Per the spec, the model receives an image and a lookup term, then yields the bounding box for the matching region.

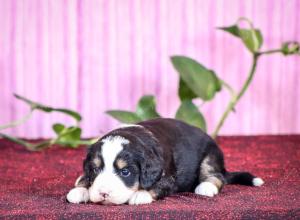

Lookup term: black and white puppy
[67,118,264,205]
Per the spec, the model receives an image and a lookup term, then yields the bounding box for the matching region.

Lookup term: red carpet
[0,135,299,219]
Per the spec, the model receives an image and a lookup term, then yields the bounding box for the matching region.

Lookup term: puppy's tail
[224,171,264,187]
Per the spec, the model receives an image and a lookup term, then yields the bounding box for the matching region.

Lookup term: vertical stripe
[294,0,300,132]
[36,0,43,137]
[9,0,16,132]
[154,0,161,96]
[102,0,110,129]
[47,0,53,136]
[129,0,135,107]
[63,0,70,108]
[278,0,285,133]
[76,0,83,113]
[265,0,274,133]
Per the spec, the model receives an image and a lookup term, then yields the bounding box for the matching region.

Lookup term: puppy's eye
[120,168,131,177]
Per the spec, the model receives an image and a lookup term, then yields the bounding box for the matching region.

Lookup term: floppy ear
[74,175,90,188]
[139,149,163,189]
[76,144,98,188]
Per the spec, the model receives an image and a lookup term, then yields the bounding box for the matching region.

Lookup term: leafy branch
[0,94,96,151]
[106,17,299,138]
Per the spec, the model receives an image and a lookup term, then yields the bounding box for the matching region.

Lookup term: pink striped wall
[0,0,299,138]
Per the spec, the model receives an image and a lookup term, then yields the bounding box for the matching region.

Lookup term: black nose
[100,192,109,198]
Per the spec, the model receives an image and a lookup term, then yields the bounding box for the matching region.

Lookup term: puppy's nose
[100,192,109,198]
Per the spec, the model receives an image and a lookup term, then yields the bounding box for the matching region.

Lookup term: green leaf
[136,95,160,120]
[218,25,263,53]
[218,25,240,37]
[106,110,142,123]
[14,94,82,121]
[178,78,198,101]
[175,101,206,131]
[52,123,65,135]
[171,56,222,101]
[51,109,82,121]
[14,94,50,111]
[239,29,263,53]
[58,127,82,148]
[62,127,81,140]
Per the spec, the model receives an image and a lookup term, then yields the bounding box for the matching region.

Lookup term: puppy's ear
[139,150,163,189]
[74,175,89,187]
[77,146,95,188]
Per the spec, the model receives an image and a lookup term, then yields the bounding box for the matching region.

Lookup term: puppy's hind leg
[194,155,225,197]
[67,175,90,204]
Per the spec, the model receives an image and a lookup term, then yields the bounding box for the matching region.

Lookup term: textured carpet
[0,135,299,219]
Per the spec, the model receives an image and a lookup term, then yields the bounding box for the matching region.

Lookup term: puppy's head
[79,132,163,205]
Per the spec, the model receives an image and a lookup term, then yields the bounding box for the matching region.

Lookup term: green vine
[0,94,97,151]
[106,18,300,138]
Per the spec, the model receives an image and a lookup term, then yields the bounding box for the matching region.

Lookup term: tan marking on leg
[199,156,224,191]
[116,159,128,169]
[148,190,157,200]
[200,156,214,177]
[206,176,223,190]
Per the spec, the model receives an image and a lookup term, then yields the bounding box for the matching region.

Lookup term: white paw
[195,182,218,197]
[128,190,153,205]
[252,177,264,187]
[67,187,89,204]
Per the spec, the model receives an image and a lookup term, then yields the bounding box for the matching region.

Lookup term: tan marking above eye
[116,159,128,169]
[93,157,101,167]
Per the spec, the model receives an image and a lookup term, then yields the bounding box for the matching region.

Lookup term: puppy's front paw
[195,182,218,197]
[128,190,153,205]
[67,187,89,204]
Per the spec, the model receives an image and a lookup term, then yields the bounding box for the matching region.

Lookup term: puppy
[67,118,264,205]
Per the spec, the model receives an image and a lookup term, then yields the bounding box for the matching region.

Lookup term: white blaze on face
[89,136,136,204]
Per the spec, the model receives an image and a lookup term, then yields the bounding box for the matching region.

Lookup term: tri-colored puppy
[67,118,264,205]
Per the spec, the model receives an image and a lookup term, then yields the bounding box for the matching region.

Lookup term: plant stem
[219,79,236,97]
[237,17,254,29]
[0,133,31,147]
[258,49,282,56]
[212,54,259,138]
[0,109,34,131]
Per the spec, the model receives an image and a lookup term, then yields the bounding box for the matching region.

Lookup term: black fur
[224,172,256,185]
